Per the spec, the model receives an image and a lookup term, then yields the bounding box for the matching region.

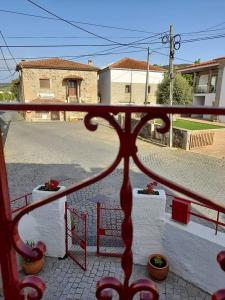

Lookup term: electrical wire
[0,48,148,61]
[0,47,13,75]
[24,0,165,55]
[0,9,160,34]
[0,71,16,81]
[0,31,17,65]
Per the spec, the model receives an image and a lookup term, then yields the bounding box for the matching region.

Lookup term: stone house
[16,58,99,121]
[98,57,166,105]
[178,56,225,122]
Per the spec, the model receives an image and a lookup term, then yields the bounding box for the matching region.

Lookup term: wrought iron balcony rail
[1,103,225,300]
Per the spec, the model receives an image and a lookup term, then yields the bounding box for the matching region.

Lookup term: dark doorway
[51,111,60,120]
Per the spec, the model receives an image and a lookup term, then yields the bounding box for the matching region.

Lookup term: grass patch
[173,119,225,130]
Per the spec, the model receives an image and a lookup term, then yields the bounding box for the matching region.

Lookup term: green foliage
[156,73,192,105]
[152,256,165,268]
[194,58,201,64]
[0,79,19,100]
[182,73,193,86]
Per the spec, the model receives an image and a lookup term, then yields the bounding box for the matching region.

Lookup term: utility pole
[144,47,150,104]
[169,25,174,148]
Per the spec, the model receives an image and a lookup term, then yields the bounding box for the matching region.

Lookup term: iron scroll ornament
[9,110,225,299]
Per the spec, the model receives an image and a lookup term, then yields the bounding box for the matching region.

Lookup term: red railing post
[215,211,220,235]
[65,202,68,255]
[97,202,100,256]
[0,130,20,299]
[83,212,87,271]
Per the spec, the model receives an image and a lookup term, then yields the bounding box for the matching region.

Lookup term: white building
[178,56,225,122]
[98,57,166,105]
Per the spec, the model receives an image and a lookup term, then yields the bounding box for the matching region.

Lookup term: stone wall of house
[21,68,98,103]
[111,82,158,104]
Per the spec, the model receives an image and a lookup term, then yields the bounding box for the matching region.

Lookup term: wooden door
[68,80,77,96]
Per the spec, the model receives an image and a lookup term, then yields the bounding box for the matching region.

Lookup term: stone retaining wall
[118,115,220,150]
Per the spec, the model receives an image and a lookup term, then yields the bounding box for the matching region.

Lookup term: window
[125,85,131,93]
[39,79,50,89]
[148,85,151,94]
[210,75,217,93]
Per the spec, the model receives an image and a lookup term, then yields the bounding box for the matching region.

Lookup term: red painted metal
[65,202,87,271]
[1,104,225,299]
[172,198,191,224]
[168,193,225,235]
[96,202,123,257]
[11,192,31,214]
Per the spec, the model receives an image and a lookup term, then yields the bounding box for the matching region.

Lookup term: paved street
[4,114,225,207]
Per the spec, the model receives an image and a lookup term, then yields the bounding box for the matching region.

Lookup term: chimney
[88,59,93,66]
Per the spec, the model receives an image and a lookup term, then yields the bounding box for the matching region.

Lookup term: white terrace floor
[16,255,210,300]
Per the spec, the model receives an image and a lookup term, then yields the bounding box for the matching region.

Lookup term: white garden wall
[164,214,225,294]
[132,188,166,265]
[19,185,66,258]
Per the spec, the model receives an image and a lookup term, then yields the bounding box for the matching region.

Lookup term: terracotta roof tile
[16,58,99,71]
[178,56,225,72]
[102,57,166,72]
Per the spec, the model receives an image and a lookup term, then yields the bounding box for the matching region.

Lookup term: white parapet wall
[164,214,225,294]
[19,185,66,258]
[132,188,166,265]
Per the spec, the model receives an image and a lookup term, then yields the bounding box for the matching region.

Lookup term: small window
[125,85,131,93]
[40,79,50,89]
[148,85,151,93]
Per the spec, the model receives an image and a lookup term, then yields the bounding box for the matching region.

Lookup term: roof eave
[178,63,219,73]
[17,65,99,71]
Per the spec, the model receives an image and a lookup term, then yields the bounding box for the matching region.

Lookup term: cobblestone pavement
[20,256,210,300]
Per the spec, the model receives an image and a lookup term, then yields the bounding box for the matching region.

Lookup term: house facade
[98,58,166,105]
[178,57,225,122]
[16,58,99,121]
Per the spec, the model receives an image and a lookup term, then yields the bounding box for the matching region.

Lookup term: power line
[182,33,225,44]
[24,0,165,57]
[0,71,16,81]
[0,42,157,48]
[0,31,17,65]
[4,35,160,39]
[0,48,148,61]
[25,0,161,49]
[0,47,13,75]
[1,31,225,49]
[0,9,159,34]
[153,50,195,64]
[181,26,225,36]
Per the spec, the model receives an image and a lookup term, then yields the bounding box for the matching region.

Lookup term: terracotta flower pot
[147,254,169,281]
[22,257,44,275]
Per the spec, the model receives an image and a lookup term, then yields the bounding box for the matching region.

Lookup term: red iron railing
[65,202,87,271]
[167,193,225,235]
[97,202,123,257]
[1,103,225,299]
[11,192,31,214]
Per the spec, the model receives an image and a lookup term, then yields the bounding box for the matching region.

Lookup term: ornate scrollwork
[18,275,45,300]
[1,105,225,299]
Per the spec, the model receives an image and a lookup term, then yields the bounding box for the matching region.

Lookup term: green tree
[182,73,193,86]
[194,58,201,64]
[157,74,192,105]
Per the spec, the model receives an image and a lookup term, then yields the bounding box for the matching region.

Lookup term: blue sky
[0,0,225,81]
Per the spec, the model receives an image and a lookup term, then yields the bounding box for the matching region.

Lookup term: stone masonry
[20,68,98,103]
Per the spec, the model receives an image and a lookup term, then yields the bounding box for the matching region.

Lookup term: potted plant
[137,182,159,195]
[21,240,45,275]
[147,254,169,281]
[38,179,60,192]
